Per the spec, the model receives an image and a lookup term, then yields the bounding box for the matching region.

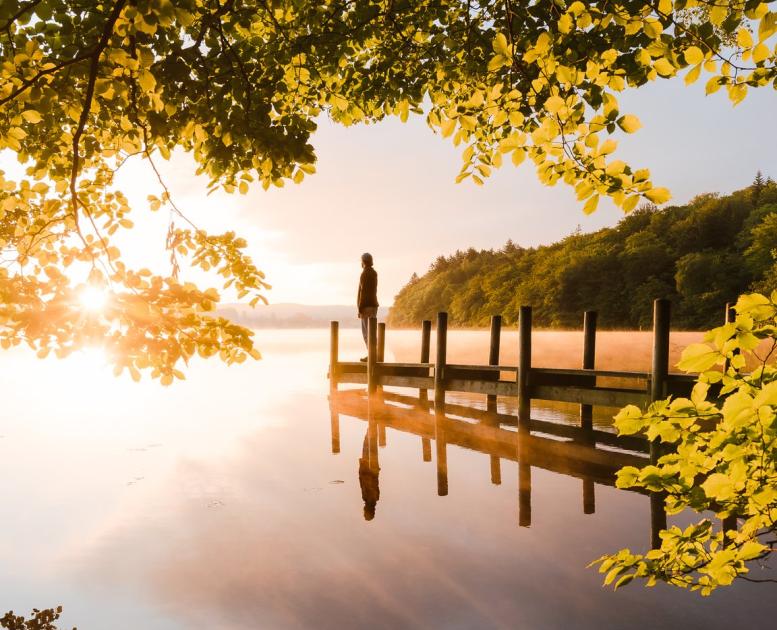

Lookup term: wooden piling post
[723,302,736,373]
[518,306,532,430]
[367,316,378,397]
[378,424,386,447]
[420,320,432,404]
[721,304,739,538]
[581,310,597,432]
[650,299,671,462]
[434,312,448,409]
[721,303,738,536]
[377,322,386,363]
[329,321,339,393]
[376,322,386,397]
[649,298,671,548]
[487,314,503,480]
[725,302,736,324]
[487,315,502,413]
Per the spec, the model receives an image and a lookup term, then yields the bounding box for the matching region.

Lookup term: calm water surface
[1,329,775,629]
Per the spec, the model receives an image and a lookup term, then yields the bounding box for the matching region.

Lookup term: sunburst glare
[79,285,110,313]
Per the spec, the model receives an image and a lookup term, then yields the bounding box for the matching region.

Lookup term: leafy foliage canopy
[1,0,776,376]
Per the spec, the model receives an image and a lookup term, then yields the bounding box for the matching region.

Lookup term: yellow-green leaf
[21,110,42,123]
[684,46,704,65]
[583,194,599,214]
[645,187,671,204]
[678,343,720,372]
[618,114,641,133]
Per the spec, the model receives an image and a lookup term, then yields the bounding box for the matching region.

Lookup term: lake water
[1,328,775,629]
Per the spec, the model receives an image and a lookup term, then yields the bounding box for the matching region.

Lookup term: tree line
[389,174,777,330]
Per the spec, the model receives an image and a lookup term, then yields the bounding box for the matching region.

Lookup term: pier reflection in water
[329,388,669,546]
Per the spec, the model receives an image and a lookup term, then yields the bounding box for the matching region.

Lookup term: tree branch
[69,0,128,217]
[0,0,43,33]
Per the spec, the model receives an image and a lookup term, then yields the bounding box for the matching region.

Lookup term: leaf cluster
[592,292,777,594]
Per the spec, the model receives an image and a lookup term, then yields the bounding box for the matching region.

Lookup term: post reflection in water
[434,409,448,497]
[518,462,532,528]
[329,410,340,454]
[329,388,665,543]
[583,478,596,515]
[421,437,432,462]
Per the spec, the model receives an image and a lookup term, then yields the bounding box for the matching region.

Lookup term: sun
[79,285,110,312]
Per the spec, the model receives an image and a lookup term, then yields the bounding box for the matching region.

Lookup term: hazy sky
[2,78,775,306]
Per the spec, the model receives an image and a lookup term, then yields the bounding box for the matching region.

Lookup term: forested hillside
[389,175,777,330]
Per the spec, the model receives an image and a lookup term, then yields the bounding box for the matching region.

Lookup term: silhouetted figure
[357,252,378,361]
[358,430,380,520]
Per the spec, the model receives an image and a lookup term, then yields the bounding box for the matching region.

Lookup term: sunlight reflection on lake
[0,329,775,629]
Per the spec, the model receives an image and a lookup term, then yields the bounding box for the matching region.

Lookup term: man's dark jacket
[358,266,379,314]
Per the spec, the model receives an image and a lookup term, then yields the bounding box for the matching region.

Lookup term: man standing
[357,252,378,361]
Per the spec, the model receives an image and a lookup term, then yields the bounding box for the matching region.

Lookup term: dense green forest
[389,174,777,330]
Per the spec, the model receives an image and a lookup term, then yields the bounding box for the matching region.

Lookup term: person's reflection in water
[358,430,380,521]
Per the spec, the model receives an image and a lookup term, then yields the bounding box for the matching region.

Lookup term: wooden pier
[327,299,737,546]
[329,299,697,421]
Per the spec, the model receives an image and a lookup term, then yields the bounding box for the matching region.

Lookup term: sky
[2,77,776,306]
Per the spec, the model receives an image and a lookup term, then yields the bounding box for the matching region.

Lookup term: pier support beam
[581,310,597,432]
[487,315,502,413]
[650,298,671,462]
[377,322,386,363]
[723,302,737,372]
[487,314,502,482]
[720,304,739,537]
[518,306,532,431]
[434,312,448,409]
[376,322,386,398]
[420,319,432,404]
[367,316,378,397]
[649,298,670,547]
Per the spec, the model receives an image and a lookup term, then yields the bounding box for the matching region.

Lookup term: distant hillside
[389,175,777,330]
[219,303,389,328]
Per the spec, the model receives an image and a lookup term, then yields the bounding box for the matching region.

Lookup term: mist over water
[389,328,703,371]
[1,328,774,629]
